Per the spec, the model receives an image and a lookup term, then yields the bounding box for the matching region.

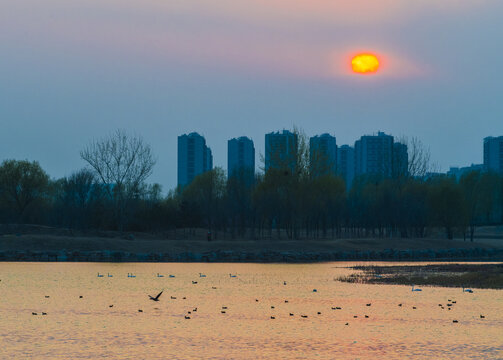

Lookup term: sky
[1,0,503,191]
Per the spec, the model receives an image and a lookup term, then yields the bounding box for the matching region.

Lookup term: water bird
[447,304,452,307]
[107,273,113,277]
[312,289,317,292]
[255,299,259,302]
[193,308,197,312]
[185,315,190,319]
[97,273,104,278]
[353,315,358,318]
[283,281,287,285]
[271,306,275,309]
[221,310,226,314]
[365,315,369,318]
[317,312,321,315]
[199,273,206,277]
[284,300,288,303]
[212,287,217,289]
[109,305,113,308]
[480,315,485,319]
[169,275,175,278]
[127,273,136,278]
[157,273,164,278]
[411,285,422,292]
[412,307,417,310]
[463,287,473,293]
[45,296,50,298]
[301,315,308,318]
[32,312,37,315]
[42,312,47,315]
[188,311,191,314]
[192,281,198,284]
[453,320,458,323]
[452,301,457,304]
[148,291,163,302]
[289,313,294,316]
[183,297,186,300]
[79,296,83,299]
[229,274,237,278]
[138,309,143,313]
[398,304,402,307]
[270,316,275,319]
[345,323,349,325]
[222,306,228,309]
[171,296,177,299]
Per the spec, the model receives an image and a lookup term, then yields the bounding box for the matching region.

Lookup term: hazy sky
[1,0,503,190]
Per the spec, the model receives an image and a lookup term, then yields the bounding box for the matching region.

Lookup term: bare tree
[397,136,434,178]
[80,130,156,230]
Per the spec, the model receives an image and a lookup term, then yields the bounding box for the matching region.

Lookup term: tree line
[0,130,502,241]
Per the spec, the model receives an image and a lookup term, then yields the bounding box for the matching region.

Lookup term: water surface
[0,262,502,359]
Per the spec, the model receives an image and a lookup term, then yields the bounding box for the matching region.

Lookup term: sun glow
[351,53,380,74]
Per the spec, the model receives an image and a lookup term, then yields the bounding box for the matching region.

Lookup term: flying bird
[149,291,163,302]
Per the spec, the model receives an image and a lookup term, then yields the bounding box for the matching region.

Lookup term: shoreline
[1,247,502,263]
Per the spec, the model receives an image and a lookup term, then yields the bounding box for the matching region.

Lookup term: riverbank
[338,263,503,289]
[0,228,502,262]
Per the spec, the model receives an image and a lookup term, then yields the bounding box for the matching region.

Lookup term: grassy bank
[338,263,503,289]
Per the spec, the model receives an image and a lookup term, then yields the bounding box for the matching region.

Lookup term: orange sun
[351,53,380,74]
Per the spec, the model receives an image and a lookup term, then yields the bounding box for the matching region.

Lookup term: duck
[169,275,175,278]
[97,273,104,278]
[411,285,422,292]
[229,274,237,278]
[270,316,276,319]
[157,273,164,278]
[462,287,473,293]
[199,273,206,278]
[185,315,191,319]
[107,273,113,277]
[480,315,485,319]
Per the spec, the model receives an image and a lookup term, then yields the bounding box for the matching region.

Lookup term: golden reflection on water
[0,262,502,359]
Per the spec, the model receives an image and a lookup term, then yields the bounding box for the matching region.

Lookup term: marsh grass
[338,263,503,289]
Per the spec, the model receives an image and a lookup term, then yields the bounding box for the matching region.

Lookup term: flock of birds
[27,272,485,324]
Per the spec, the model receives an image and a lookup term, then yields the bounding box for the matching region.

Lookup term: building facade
[309,133,337,177]
[177,132,213,187]
[337,145,355,188]
[447,164,484,180]
[484,136,503,174]
[392,142,409,178]
[355,131,394,177]
[228,136,255,183]
[265,130,298,172]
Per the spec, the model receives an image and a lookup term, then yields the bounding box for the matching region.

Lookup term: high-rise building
[447,164,484,180]
[309,133,337,177]
[265,130,298,172]
[228,136,255,184]
[484,136,503,174]
[355,131,394,177]
[392,142,409,178]
[177,132,213,187]
[337,145,355,188]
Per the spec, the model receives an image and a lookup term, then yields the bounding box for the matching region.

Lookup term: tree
[0,160,50,223]
[80,130,156,230]
[397,136,434,178]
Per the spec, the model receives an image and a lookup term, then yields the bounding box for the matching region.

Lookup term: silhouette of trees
[80,130,156,230]
[0,160,50,223]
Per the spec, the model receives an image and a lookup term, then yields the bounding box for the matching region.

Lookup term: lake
[0,262,502,359]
